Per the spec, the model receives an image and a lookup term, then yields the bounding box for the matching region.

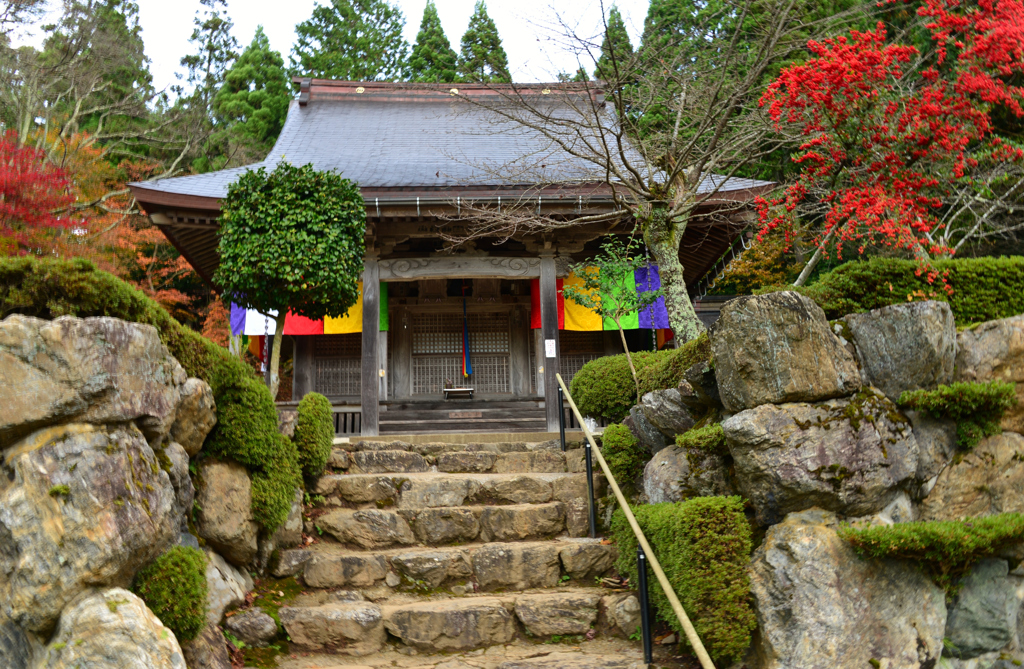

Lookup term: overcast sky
[16,0,651,92]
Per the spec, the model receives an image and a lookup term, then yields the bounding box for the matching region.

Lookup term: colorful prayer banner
[230,282,389,336]
[530,266,670,332]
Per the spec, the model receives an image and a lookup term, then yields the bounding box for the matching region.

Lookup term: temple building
[129,80,770,436]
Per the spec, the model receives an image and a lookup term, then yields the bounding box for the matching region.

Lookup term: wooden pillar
[510,306,530,397]
[539,254,561,432]
[361,257,380,436]
[379,330,389,401]
[392,305,413,399]
[292,335,314,399]
[534,329,545,396]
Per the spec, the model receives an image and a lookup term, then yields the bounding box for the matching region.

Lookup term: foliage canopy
[291,0,408,81]
[457,1,509,83]
[408,1,458,83]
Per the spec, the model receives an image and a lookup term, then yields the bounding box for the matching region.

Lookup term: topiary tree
[132,546,208,642]
[294,392,334,478]
[215,162,366,399]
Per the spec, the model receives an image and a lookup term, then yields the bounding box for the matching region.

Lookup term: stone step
[273,642,645,669]
[380,408,547,422]
[379,420,550,435]
[341,439,573,455]
[278,589,641,656]
[385,399,544,411]
[272,539,619,592]
[306,502,583,550]
[327,449,578,476]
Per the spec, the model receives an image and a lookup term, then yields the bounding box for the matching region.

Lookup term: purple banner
[635,265,670,329]
[230,303,246,336]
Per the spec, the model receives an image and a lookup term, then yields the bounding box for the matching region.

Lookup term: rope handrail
[555,373,716,669]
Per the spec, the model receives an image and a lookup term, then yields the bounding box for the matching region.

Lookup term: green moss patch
[601,423,648,494]
[132,546,207,642]
[611,497,756,663]
[675,423,727,455]
[636,333,712,396]
[899,381,1017,449]
[570,351,661,422]
[839,513,1024,593]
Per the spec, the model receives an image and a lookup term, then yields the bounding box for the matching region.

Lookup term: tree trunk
[268,315,285,400]
[793,227,838,287]
[615,318,641,401]
[643,209,706,343]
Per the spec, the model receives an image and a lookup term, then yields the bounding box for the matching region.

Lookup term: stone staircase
[268,437,647,668]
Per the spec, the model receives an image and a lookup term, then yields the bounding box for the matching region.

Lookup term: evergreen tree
[457,1,509,83]
[214,26,291,150]
[291,0,408,81]
[594,5,633,81]
[407,0,458,83]
[178,0,239,109]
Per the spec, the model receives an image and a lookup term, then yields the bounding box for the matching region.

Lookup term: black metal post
[637,545,654,665]
[584,441,597,538]
[557,386,567,452]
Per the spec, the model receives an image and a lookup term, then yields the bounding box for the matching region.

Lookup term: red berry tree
[0,131,76,250]
[758,0,1024,285]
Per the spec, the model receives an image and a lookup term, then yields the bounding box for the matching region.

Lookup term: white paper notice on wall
[545,339,557,358]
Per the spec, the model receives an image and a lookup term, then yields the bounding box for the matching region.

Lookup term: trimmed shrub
[294,392,334,478]
[899,381,1017,449]
[251,433,303,530]
[637,333,712,396]
[600,423,647,492]
[676,423,727,455]
[763,256,1024,326]
[0,257,299,533]
[570,350,660,422]
[132,546,208,642]
[611,497,756,663]
[839,513,1024,592]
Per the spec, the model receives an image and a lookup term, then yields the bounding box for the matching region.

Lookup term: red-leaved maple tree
[757,0,1024,285]
[0,131,76,248]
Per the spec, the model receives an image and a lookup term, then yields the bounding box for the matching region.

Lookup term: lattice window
[412,354,509,395]
[412,312,510,355]
[313,358,361,396]
[314,334,361,357]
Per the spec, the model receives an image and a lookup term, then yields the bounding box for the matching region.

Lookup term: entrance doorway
[411,311,511,395]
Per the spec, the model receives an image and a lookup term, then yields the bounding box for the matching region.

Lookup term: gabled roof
[129,81,771,207]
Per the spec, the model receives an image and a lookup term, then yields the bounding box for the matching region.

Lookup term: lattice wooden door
[411,311,511,395]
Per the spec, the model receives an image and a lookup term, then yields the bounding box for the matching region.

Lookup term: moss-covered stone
[293,392,333,478]
[132,545,208,642]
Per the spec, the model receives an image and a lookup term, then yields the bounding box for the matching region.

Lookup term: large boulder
[0,423,178,634]
[40,588,185,669]
[180,623,231,669]
[195,460,258,567]
[906,410,957,497]
[843,300,957,401]
[956,314,1024,434]
[919,432,1024,521]
[945,559,1020,659]
[749,509,946,668]
[0,615,37,669]
[0,315,186,448]
[164,441,194,532]
[642,444,734,504]
[224,607,278,647]
[639,389,694,440]
[723,389,918,525]
[169,378,216,457]
[710,292,862,413]
[622,405,668,455]
[205,549,253,626]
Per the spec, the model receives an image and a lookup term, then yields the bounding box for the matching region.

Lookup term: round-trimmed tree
[215,162,366,398]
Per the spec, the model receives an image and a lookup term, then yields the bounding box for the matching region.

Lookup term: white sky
[15,0,651,93]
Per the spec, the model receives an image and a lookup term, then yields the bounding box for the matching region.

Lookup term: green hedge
[0,257,300,532]
[600,423,647,493]
[839,513,1024,592]
[611,497,756,663]
[294,392,334,478]
[570,350,661,422]
[899,381,1017,449]
[132,546,207,642]
[765,256,1024,325]
[636,333,712,397]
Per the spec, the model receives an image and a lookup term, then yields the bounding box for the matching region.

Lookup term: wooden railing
[555,373,716,669]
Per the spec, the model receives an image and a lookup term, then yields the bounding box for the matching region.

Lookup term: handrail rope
[555,373,716,669]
